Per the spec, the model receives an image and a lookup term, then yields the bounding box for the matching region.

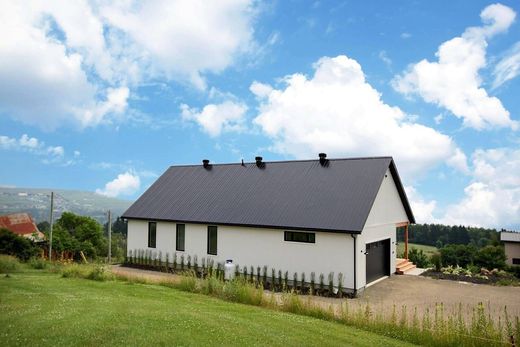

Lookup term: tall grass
[61,264,113,281]
[0,254,21,273]
[158,272,520,346]
[62,262,520,346]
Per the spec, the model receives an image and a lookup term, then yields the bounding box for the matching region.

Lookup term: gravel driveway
[313,274,520,321]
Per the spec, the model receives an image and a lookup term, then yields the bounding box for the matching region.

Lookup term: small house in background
[0,212,44,241]
[122,155,415,295]
[501,231,520,266]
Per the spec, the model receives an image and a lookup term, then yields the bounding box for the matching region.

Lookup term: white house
[501,231,520,266]
[122,154,415,294]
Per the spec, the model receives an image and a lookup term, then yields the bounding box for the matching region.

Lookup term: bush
[439,244,476,268]
[408,248,430,268]
[0,228,38,261]
[430,253,441,271]
[28,257,48,269]
[0,254,21,273]
[474,245,506,270]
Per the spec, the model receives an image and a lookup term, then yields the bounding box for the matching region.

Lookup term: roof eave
[121,215,362,234]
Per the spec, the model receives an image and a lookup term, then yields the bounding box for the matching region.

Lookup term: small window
[148,222,157,248]
[284,231,315,243]
[176,224,185,251]
[207,226,217,255]
[513,258,520,265]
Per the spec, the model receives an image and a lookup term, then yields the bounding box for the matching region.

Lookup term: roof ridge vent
[319,153,328,167]
[202,159,212,170]
[255,156,265,169]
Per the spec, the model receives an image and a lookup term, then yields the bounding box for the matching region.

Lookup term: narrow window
[207,226,217,255]
[148,222,157,248]
[176,224,185,251]
[284,231,315,243]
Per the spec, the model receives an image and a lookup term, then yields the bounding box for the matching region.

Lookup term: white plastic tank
[224,259,235,280]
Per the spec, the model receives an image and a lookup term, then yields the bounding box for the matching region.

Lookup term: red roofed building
[0,213,45,241]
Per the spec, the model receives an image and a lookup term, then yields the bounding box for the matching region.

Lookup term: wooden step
[396,263,416,275]
[396,258,409,267]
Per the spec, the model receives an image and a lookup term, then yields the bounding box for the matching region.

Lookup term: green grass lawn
[397,242,438,258]
[0,271,415,346]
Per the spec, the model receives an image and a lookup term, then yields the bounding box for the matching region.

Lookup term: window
[513,258,520,265]
[284,231,315,243]
[176,224,185,251]
[148,222,156,248]
[207,226,217,255]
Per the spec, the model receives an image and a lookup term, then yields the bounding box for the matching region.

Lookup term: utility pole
[107,210,112,264]
[48,192,54,261]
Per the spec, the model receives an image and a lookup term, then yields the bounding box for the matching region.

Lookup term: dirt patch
[111,265,181,284]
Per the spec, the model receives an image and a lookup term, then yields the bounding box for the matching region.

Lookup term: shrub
[440,244,477,268]
[0,254,21,273]
[256,266,261,284]
[408,248,430,268]
[310,272,315,295]
[319,273,324,294]
[430,253,442,271]
[262,266,268,286]
[29,257,48,270]
[474,245,506,270]
[0,228,38,261]
[328,272,334,295]
[337,273,344,297]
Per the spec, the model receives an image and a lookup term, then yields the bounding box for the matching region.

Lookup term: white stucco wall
[127,220,355,289]
[126,168,411,291]
[356,168,410,289]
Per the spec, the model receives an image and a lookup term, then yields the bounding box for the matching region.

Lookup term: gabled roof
[122,156,415,233]
[0,213,41,237]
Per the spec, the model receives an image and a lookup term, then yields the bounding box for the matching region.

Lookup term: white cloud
[442,148,520,229]
[493,41,520,89]
[100,0,256,90]
[0,133,67,163]
[405,186,437,224]
[392,3,517,130]
[96,171,141,198]
[378,50,392,67]
[181,101,248,137]
[0,0,257,129]
[252,55,466,179]
[400,32,412,39]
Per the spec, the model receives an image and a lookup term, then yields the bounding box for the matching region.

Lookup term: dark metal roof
[122,157,415,233]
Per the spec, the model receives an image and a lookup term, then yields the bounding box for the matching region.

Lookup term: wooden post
[404,223,409,260]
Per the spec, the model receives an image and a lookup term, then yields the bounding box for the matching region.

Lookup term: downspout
[351,234,357,297]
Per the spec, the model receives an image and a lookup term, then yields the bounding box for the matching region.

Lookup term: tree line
[397,223,504,248]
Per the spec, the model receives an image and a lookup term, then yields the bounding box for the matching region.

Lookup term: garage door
[365,239,390,284]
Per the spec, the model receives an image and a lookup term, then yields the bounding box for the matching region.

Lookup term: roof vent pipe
[202,159,211,169]
[319,153,328,166]
[255,156,264,168]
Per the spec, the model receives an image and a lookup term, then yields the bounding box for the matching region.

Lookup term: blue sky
[1,1,519,230]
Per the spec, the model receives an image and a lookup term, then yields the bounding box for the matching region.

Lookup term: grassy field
[398,242,438,258]
[0,271,414,346]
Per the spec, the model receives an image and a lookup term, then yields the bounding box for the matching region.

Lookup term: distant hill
[0,187,133,224]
